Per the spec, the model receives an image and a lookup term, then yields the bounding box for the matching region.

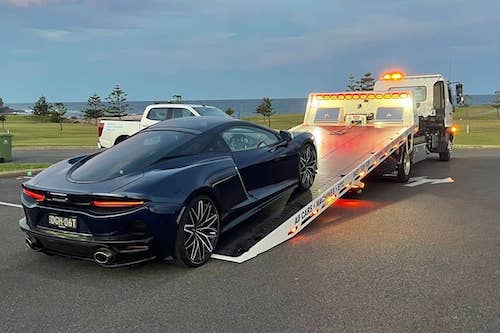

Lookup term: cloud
[30,28,71,41]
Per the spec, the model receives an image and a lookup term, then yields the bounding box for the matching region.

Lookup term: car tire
[397,147,412,183]
[175,195,220,267]
[298,143,317,191]
[114,135,129,145]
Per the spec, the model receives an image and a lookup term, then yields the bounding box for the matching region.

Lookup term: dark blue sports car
[20,117,317,267]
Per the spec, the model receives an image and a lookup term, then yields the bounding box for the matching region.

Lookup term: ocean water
[5,95,495,118]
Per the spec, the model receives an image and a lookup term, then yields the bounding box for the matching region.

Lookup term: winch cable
[330,121,360,135]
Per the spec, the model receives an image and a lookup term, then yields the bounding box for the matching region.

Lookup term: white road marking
[0,201,22,208]
[405,176,455,187]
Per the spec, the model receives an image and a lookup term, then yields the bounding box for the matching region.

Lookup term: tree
[33,96,50,116]
[225,107,235,117]
[359,72,375,91]
[50,102,67,131]
[491,91,500,119]
[106,84,130,118]
[84,94,105,125]
[256,96,274,127]
[0,97,4,109]
[347,73,360,91]
[0,112,5,130]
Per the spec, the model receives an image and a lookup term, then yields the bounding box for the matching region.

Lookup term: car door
[221,125,297,198]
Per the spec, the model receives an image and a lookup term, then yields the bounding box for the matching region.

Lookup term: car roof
[147,116,245,134]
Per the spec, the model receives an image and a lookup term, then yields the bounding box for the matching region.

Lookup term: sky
[0,0,499,102]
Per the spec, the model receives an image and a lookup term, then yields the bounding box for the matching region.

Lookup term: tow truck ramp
[213,91,416,263]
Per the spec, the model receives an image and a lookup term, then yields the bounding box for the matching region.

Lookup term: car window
[221,126,280,152]
[71,130,195,181]
[147,108,168,121]
[389,86,426,102]
[170,108,194,119]
[193,106,229,117]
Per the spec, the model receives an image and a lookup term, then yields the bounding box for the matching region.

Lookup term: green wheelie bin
[0,133,13,162]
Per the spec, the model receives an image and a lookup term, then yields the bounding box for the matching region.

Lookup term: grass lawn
[1,106,499,148]
[2,115,97,147]
[243,114,304,130]
[0,162,50,173]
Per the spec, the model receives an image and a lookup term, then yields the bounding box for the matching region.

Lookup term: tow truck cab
[374,72,463,161]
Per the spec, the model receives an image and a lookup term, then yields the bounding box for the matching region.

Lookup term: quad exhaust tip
[93,248,115,265]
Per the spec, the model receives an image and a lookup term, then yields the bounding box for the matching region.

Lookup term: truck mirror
[455,83,464,105]
[433,81,445,111]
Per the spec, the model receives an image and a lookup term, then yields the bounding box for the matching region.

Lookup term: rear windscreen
[71,130,195,182]
[314,108,341,122]
[376,107,404,122]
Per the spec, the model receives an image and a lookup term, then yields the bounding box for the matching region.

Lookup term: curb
[0,168,45,178]
[455,145,500,149]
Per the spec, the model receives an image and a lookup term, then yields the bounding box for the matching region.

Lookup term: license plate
[48,214,78,230]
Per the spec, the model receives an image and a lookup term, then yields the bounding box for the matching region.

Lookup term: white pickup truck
[97,103,229,148]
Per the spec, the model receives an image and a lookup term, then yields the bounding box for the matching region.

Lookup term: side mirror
[455,83,464,105]
[433,81,445,111]
[279,130,292,142]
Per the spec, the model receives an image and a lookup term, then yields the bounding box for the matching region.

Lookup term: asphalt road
[12,148,98,164]
[0,149,499,332]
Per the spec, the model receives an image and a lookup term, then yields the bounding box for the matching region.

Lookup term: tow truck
[212,71,463,263]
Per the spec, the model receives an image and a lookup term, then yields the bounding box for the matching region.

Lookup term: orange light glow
[359,171,366,177]
[326,195,336,204]
[391,72,403,80]
[400,93,408,99]
[91,200,145,208]
[376,94,383,99]
[382,71,404,80]
[288,226,298,235]
[451,126,457,133]
[368,94,375,99]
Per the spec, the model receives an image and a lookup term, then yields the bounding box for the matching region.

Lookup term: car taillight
[98,122,104,137]
[23,188,45,201]
[91,200,145,208]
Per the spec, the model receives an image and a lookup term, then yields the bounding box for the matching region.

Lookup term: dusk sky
[0,0,498,102]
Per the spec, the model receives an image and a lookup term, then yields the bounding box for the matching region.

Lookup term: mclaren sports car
[20,117,317,267]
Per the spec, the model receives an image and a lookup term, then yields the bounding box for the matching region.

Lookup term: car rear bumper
[19,217,157,267]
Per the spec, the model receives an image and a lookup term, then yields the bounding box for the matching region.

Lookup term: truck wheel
[397,147,412,183]
[175,195,220,267]
[439,138,452,161]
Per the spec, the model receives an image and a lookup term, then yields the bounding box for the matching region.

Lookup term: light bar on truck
[314,92,409,100]
[382,71,404,80]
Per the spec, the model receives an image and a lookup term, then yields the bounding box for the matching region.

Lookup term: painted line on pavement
[0,201,22,208]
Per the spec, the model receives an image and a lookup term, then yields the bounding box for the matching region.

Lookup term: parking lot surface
[0,149,499,332]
